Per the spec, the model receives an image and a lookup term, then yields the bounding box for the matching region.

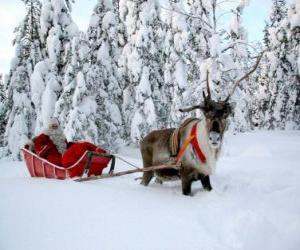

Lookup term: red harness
[190,123,207,163]
[175,123,207,164]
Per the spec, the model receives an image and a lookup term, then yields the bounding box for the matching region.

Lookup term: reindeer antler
[179,105,202,113]
[180,71,212,113]
[206,70,211,100]
[224,50,265,102]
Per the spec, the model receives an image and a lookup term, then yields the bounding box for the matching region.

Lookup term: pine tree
[162,1,190,127]
[72,0,124,150]
[120,0,164,143]
[64,70,100,144]
[285,0,300,128]
[4,0,44,159]
[248,52,270,129]
[54,33,89,124]
[0,74,6,146]
[255,0,293,129]
[226,1,252,132]
[33,0,78,132]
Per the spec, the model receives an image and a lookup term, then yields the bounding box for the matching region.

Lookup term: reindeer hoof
[182,189,192,196]
[141,178,153,186]
[155,178,163,185]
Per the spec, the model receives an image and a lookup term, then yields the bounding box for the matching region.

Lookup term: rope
[114,155,140,170]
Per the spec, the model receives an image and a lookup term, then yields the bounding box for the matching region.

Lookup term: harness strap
[175,135,195,163]
[169,118,199,156]
[175,123,207,164]
[190,123,207,163]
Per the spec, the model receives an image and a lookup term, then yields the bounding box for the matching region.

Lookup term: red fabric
[62,142,107,168]
[33,134,62,165]
[191,124,207,163]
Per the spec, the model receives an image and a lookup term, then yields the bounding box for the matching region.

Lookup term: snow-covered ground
[0,131,300,250]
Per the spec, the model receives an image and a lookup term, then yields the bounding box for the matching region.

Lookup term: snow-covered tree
[252,0,300,129]
[0,74,6,146]
[83,0,124,150]
[224,0,252,132]
[4,0,45,159]
[160,1,191,127]
[263,0,290,129]
[64,69,100,144]
[32,0,78,132]
[54,33,89,123]
[285,0,300,129]
[120,0,164,143]
[263,0,287,50]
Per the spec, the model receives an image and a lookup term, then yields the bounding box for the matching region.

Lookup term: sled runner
[22,144,115,180]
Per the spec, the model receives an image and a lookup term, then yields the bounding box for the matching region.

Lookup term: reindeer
[140,52,264,195]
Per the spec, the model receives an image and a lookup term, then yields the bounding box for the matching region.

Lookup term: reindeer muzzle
[209,131,221,148]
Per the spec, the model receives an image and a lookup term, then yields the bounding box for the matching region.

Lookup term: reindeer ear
[223,102,235,117]
[198,103,209,114]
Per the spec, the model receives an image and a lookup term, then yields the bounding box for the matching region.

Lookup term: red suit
[33,134,64,166]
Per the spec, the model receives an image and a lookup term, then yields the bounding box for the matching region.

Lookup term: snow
[97,42,110,65]
[0,131,300,250]
[41,72,60,127]
[288,0,300,29]
[103,11,116,29]
[209,33,221,57]
[136,66,151,98]
[175,60,187,89]
[130,110,143,142]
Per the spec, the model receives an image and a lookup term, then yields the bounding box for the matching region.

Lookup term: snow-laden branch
[160,5,213,32]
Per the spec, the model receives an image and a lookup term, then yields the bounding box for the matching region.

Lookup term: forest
[0,0,299,159]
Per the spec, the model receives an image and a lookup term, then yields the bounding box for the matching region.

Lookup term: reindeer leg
[141,171,154,186]
[180,169,195,196]
[198,174,212,191]
[181,177,191,195]
[140,147,153,186]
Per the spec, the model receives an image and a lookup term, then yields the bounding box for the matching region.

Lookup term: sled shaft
[75,162,181,182]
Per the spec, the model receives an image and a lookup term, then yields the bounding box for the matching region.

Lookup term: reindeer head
[179,51,265,148]
[200,93,234,148]
[180,90,234,149]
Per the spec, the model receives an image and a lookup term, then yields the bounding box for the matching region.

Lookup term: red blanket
[62,142,106,168]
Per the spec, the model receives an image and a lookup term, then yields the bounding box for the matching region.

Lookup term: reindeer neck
[195,119,218,165]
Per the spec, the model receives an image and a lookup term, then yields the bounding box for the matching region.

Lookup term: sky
[0,0,275,75]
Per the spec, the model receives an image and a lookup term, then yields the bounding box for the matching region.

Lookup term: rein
[175,123,207,164]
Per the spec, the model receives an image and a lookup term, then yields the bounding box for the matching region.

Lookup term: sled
[22,144,115,180]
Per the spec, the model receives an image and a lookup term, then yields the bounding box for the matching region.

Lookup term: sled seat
[22,145,115,180]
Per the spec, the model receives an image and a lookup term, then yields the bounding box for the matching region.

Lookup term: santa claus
[33,118,67,165]
[33,118,108,168]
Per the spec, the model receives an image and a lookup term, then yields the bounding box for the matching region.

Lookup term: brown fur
[140,124,212,195]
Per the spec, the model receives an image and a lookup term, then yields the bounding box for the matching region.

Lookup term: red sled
[22,145,115,180]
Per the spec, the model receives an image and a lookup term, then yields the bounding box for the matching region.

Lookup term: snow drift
[0,131,300,250]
